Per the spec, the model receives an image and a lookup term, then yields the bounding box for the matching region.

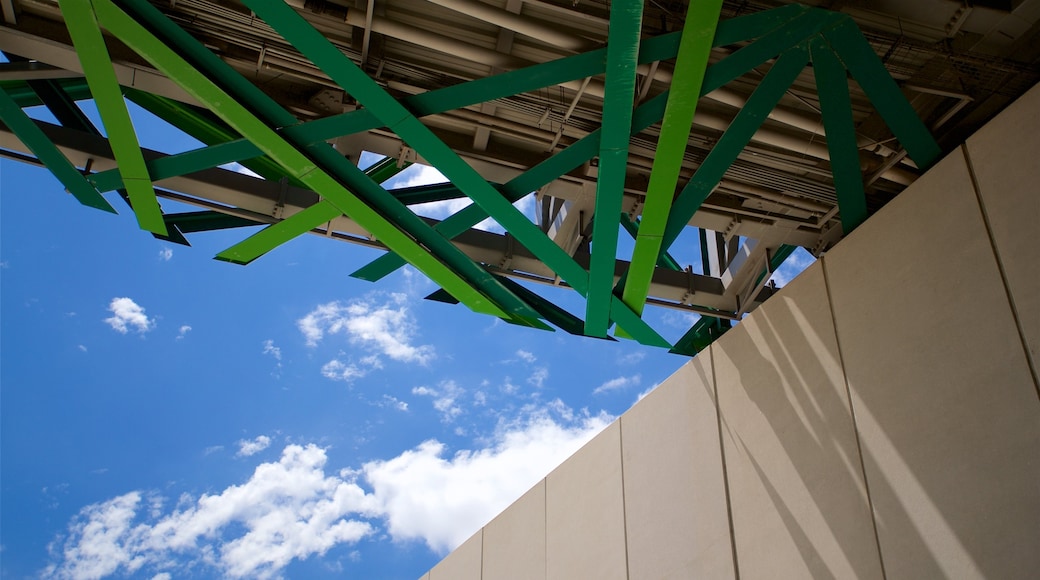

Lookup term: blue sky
[0,99,812,579]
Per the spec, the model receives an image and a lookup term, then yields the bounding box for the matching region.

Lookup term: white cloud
[527,367,549,388]
[152,573,172,580]
[378,395,408,412]
[412,380,464,422]
[616,350,646,365]
[297,295,433,364]
[103,297,155,334]
[236,436,271,457]
[261,340,281,361]
[77,345,88,353]
[203,446,224,456]
[515,350,536,363]
[176,326,191,340]
[321,360,364,382]
[48,403,614,576]
[592,374,641,395]
[770,247,816,287]
[158,248,173,262]
[362,401,612,553]
[45,445,375,580]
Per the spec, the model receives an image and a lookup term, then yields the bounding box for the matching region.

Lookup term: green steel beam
[621,0,722,319]
[60,0,166,235]
[670,315,731,356]
[88,138,265,193]
[81,6,811,198]
[811,37,867,234]
[619,214,681,271]
[586,0,643,336]
[496,276,614,339]
[364,155,411,185]
[246,0,666,346]
[123,88,292,184]
[0,88,116,212]
[95,0,512,319]
[822,18,942,170]
[350,18,815,285]
[658,46,811,258]
[117,0,548,326]
[215,156,408,265]
[0,78,92,107]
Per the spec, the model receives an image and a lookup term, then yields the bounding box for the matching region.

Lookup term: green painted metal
[621,0,722,319]
[0,78,92,107]
[811,37,868,234]
[214,157,409,265]
[217,201,342,264]
[245,0,667,346]
[116,0,550,326]
[586,0,643,337]
[364,156,411,185]
[350,28,798,285]
[61,0,166,235]
[497,276,614,339]
[670,314,731,356]
[822,18,942,170]
[123,88,292,183]
[659,46,812,257]
[72,7,809,202]
[0,87,116,212]
[95,0,512,319]
[619,215,681,271]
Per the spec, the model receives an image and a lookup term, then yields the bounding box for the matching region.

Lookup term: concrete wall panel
[824,150,1040,579]
[481,480,545,580]
[712,262,884,579]
[545,421,626,580]
[428,529,481,580]
[621,355,735,579]
[964,83,1040,381]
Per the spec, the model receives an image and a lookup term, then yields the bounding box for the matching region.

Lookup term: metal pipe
[425,0,597,53]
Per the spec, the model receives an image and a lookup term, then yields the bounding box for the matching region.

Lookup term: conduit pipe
[424,0,599,53]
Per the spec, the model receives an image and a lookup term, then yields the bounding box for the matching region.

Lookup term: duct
[424,0,598,53]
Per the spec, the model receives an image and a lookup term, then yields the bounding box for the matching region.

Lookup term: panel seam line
[820,256,888,579]
[960,144,1040,400]
[709,346,741,580]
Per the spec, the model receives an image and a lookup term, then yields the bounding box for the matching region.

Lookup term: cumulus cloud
[103,297,155,334]
[261,340,281,361]
[236,436,271,457]
[158,248,173,262]
[515,350,536,363]
[412,381,464,422]
[176,326,191,340]
[297,295,433,364]
[44,445,374,580]
[527,367,549,388]
[48,402,612,576]
[593,374,641,395]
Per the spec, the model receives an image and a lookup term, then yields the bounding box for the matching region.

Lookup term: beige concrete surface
[428,529,482,580]
[621,355,735,579]
[964,83,1040,384]
[545,421,627,580]
[481,480,546,580]
[712,262,884,579]
[824,149,1040,579]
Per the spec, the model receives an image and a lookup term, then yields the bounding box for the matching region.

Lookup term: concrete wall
[421,84,1040,580]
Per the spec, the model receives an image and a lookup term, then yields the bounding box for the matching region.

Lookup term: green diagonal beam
[246,0,666,347]
[621,0,722,319]
[585,0,643,337]
[94,0,509,319]
[0,89,116,212]
[658,46,812,259]
[116,0,546,327]
[822,18,941,170]
[216,156,409,265]
[351,11,824,285]
[83,6,813,198]
[619,214,681,271]
[811,37,867,234]
[60,0,166,235]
